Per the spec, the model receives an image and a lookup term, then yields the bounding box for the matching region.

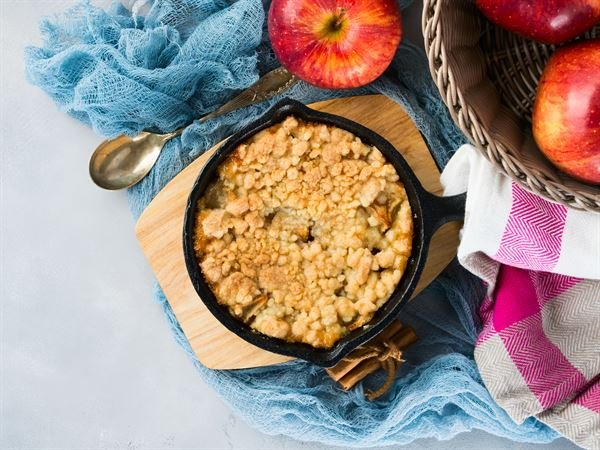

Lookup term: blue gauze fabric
[25,0,559,446]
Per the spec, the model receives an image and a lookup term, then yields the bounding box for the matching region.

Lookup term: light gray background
[0,1,579,449]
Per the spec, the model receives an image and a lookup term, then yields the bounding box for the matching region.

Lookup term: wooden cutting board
[135,95,462,370]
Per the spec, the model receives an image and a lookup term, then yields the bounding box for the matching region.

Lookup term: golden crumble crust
[194,116,413,348]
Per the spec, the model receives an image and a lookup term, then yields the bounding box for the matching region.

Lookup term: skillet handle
[421,191,466,236]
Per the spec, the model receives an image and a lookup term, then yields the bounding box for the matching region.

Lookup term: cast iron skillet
[183,99,465,368]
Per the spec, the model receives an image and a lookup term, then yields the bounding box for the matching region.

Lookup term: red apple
[475,0,600,44]
[268,0,402,89]
[532,40,600,184]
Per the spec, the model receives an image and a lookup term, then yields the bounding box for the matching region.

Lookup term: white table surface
[0,1,579,449]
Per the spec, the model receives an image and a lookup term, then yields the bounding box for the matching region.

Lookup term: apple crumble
[193,116,413,348]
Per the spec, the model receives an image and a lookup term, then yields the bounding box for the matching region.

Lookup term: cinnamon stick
[326,323,418,394]
[336,327,417,390]
[326,321,404,381]
[338,359,381,390]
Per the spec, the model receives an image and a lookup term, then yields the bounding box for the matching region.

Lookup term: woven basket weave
[423,0,600,212]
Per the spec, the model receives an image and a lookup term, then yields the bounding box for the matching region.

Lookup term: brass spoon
[89,67,297,190]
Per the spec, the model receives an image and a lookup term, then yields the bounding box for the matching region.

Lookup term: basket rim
[422,0,600,212]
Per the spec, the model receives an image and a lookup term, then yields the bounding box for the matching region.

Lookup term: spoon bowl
[89,131,177,190]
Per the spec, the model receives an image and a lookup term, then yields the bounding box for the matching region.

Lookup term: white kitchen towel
[442,145,600,280]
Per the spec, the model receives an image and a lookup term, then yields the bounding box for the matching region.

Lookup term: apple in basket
[268,0,402,89]
[532,40,600,185]
[475,0,600,44]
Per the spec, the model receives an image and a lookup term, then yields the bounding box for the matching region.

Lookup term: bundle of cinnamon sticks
[326,321,418,400]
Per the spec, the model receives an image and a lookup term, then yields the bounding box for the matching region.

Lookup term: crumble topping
[194,116,413,348]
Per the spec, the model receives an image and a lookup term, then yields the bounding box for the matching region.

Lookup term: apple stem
[332,8,346,30]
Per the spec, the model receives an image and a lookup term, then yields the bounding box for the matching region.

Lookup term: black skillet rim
[183,98,432,367]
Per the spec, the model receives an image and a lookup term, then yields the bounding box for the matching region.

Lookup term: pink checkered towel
[441,145,600,449]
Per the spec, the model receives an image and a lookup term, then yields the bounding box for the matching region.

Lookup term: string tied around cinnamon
[339,338,409,400]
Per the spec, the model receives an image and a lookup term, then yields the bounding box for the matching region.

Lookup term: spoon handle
[199,67,298,123]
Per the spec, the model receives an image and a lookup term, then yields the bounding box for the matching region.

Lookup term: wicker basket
[423,0,600,212]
